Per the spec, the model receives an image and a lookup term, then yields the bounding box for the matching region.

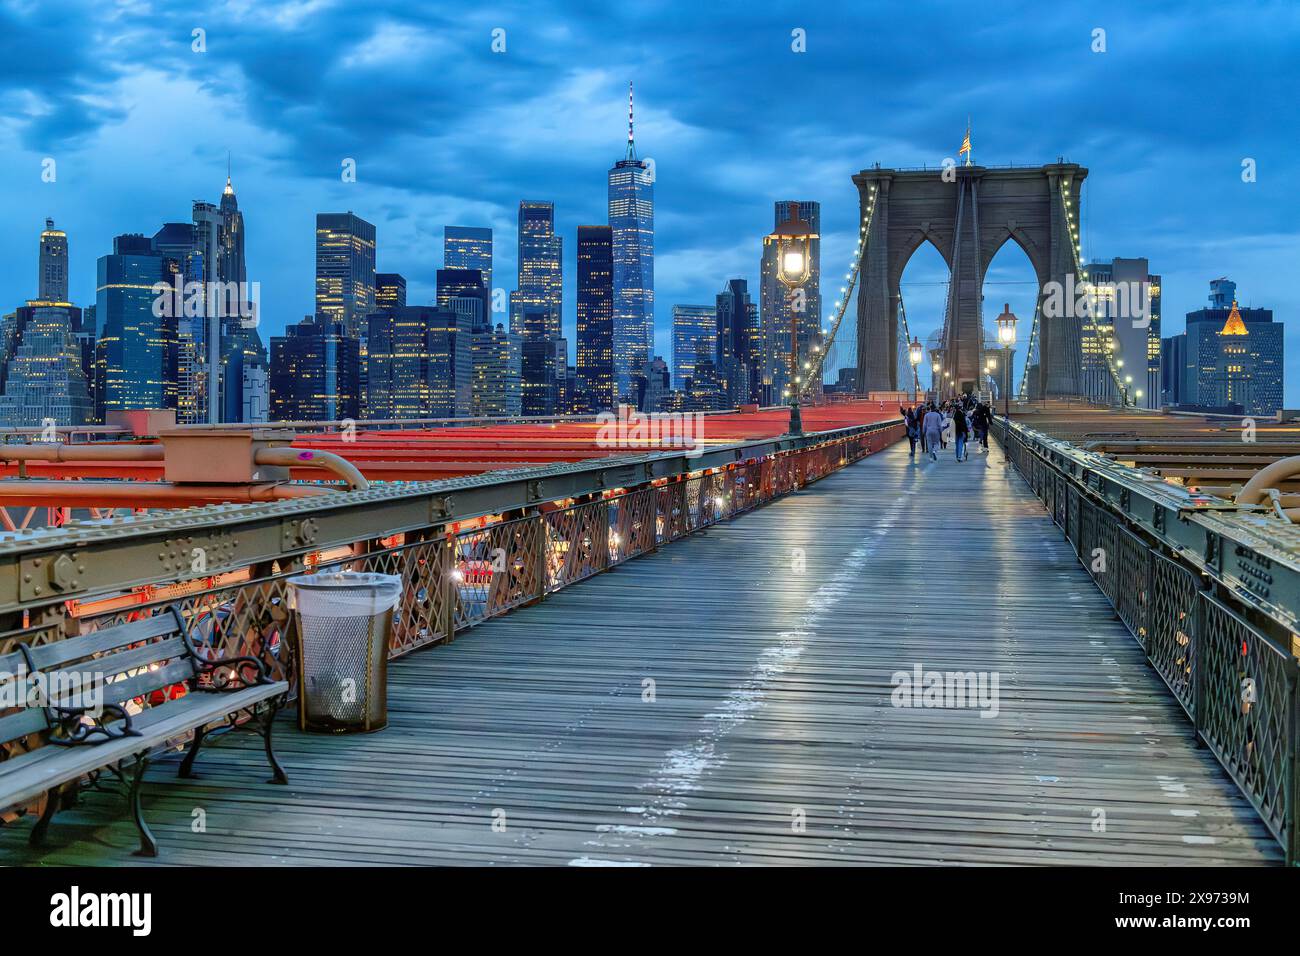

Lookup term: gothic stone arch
[853,162,1086,397]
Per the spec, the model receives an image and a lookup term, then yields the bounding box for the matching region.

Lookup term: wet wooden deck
[1,439,1283,865]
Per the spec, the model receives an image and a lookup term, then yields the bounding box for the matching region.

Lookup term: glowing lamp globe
[764,202,819,289]
[995,302,1018,346]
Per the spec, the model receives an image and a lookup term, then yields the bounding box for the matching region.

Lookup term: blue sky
[1,0,1296,401]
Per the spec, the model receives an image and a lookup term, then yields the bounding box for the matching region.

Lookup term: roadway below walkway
[2,438,1282,865]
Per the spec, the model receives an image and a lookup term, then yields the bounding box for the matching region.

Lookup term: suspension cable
[799,185,879,397]
[1059,178,1128,404]
[1017,298,1040,401]
[898,290,920,397]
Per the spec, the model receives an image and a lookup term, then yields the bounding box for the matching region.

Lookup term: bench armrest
[15,641,142,746]
[46,702,143,746]
[192,653,272,692]
[172,606,273,692]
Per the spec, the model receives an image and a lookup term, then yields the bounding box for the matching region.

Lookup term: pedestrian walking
[952,401,970,461]
[900,405,920,458]
[922,405,944,462]
[972,401,992,451]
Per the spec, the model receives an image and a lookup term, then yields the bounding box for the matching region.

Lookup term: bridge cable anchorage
[800,184,879,400]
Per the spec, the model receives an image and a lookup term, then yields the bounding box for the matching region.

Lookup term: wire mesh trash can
[287,571,402,733]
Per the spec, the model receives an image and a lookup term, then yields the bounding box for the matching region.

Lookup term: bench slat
[41,637,191,701]
[0,706,48,747]
[93,658,197,710]
[27,613,185,669]
[0,650,28,677]
[0,681,287,813]
[37,658,198,714]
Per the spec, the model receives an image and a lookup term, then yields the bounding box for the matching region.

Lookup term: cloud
[0,0,1294,403]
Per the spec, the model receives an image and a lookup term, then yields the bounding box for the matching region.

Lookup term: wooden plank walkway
[1,439,1283,865]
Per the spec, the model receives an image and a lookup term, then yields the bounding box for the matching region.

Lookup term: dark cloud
[0,0,1295,398]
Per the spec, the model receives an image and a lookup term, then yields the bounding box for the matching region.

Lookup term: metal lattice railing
[0,421,903,684]
[1197,592,1298,845]
[0,422,903,824]
[994,417,1300,862]
[1147,550,1199,719]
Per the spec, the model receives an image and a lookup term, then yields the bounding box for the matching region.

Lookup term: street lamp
[908,337,923,400]
[764,202,819,435]
[995,303,1018,418]
[996,303,1017,347]
[909,337,924,367]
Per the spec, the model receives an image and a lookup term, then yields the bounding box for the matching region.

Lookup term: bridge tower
[852,162,1086,398]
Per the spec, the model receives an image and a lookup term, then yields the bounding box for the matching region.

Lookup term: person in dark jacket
[951,402,970,461]
[972,402,993,451]
[900,405,920,458]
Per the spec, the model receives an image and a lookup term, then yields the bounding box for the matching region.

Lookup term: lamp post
[995,302,1018,419]
[908,337,923,401]
[764,202,819,435]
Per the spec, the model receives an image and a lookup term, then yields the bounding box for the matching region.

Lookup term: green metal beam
[1001,418,1300,639]
[0,422,896,618]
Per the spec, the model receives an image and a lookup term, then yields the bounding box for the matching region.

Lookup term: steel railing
[0,419,902,818]
[0,417,904,685]
[995,416,1300,863]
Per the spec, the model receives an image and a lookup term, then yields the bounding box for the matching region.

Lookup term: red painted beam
[0,401,901,503]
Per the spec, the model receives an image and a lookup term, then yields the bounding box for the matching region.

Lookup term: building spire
[626,81,637,161]
[223,151,234,196]
[1220,299,1248,336]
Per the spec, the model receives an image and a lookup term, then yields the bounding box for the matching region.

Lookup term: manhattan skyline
[0,1,1295,402]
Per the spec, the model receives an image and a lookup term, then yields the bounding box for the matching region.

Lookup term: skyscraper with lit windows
[444,226,493,295]
[437,268,491,333]
[270,315,361,421]
[0,221,91,426]
[95,234,178,417]
[576,225,615,412]
[516,201,563,414]
[315,212,376,338]
[608,83,654,404]
[215,172,265,424]
[38,218,68,302]
[1182,279,1283,416]
[672,305,715,391]
[472,323,523,417]
[715,279,758,405]
[1081,257,1161,408]
[376,273,407,312]
[515,202,562,339]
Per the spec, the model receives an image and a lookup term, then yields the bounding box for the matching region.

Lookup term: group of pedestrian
[900,394,995,463]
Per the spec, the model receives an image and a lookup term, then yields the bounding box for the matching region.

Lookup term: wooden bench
[0,607,288,857]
